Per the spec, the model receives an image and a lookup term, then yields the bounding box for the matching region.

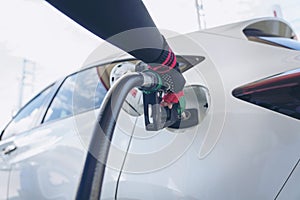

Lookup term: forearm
[46,0,166,64]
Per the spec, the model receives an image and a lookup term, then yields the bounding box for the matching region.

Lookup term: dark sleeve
[45,0,172,64]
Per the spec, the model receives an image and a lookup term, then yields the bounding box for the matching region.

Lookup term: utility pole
[195,0,206,30]
[272,4,283,18]
[18,59,36,109]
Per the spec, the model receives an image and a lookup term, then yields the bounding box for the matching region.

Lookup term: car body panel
[116,19,300,199]
[0,18,299,199]
[7,113,87,199]
[0,137,17,200]
[276,159,300,200]
[6,102,137,199]
[201,17,295,40]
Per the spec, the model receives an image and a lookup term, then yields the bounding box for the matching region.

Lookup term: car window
[43,67,107,123]
[1,85,53,140]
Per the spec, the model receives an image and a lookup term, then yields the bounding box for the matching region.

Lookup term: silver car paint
[0,18,299,199]
[6,106,137,199]
[116,19,300,199]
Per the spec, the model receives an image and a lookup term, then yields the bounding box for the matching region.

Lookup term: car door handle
[2,144,17,155]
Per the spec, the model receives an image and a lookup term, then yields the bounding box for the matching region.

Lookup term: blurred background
[0,0,300,129]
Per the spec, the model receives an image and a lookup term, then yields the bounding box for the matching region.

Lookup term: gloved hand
[158,66,185,93]
[156,62,185,110]
[136,46,186,109]
[136,61,186,94]
[136,62,185,108]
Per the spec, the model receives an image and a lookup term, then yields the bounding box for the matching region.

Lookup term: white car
[1,17,300,200]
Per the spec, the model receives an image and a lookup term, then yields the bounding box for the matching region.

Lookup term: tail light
[233,69,300,120]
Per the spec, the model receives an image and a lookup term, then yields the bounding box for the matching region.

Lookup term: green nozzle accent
[142,70,163,94]
[177,96,186,115]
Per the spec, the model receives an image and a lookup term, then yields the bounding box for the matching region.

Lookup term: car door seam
[114,117,139,200]
[274,158,300,199]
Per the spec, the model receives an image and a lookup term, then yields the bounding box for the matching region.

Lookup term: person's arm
[46,0,164,62]
[46,0,185,104]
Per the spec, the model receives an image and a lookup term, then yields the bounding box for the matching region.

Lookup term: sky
[0,0,300,129]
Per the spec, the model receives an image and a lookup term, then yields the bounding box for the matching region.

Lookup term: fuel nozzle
[139,70,163,93]
[139,70,185,131]
[140,69,199,131]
